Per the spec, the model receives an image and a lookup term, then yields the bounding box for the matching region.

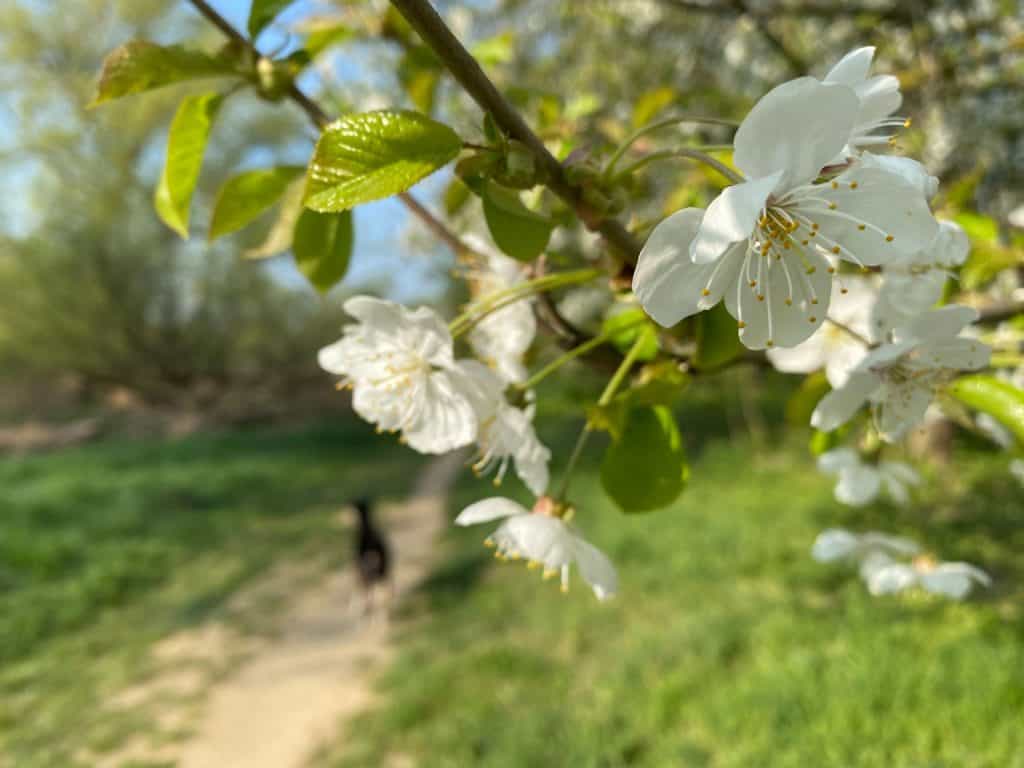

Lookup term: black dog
[352,497,391,614]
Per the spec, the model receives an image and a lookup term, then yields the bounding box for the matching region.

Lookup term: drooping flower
[816,448,920,507]
[455,496,617,600]
[811,527,920,563]
[463,235,537,385]
[457,362,551,495]
[633,77,938,350]
[766,275,875,386]
[822,46,904,162]
[859,552,991,599]
[318,296,479,454]
[870,220,969,339]
[811,305,990,441]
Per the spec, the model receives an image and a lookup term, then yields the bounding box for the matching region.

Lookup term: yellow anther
[526,560,541,570]
[701,288,711,296]
[801,240,809,246]
[827,267,836,274]
[808,231,816,238]
[495,551,508,561]
[885,234,894,242]
[831,246,841,254]
[783,242,791,250]
[831,181,839,189]
[812,222,819,230]
[806,266,816,275]
[765,339,774,347]
[543,569,557,580]
[841,288,848,294]
[749,280,757,288]
[850,181,859,189]
[811,298,819,305]
[857,224,866,231]
[903,118,912,128]
[809,316,817,323]
[757,294,765,302]
[492,478,501,487]
[509,551,521,561]
[483,538,495,548]
[560,583,569,594]
[785,298,793,306]
[738,321,747,329]
[828,202,837,210]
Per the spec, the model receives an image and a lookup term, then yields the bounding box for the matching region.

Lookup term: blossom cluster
[317,47,1001,603]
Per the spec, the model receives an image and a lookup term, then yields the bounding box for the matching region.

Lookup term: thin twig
[185,0,471,260]
[389,0,644,262]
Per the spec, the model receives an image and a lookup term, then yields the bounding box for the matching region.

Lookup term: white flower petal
[835,464,882,507]
[400,369,479,454]
[824,47,876,86]
[817,448,860,474]
[811,528,859,562]
[456,497,529,526]
[932,220,970,268]
[916,337,991,371]
[807,166,939,265]
[895,305,978,343]
[634,208,744,326]
[573,536,618,600]
[862,558,917,595]
[811,370,878,431]
[857,153,937,199]
[733,77,859,187]
[872,382,932,442]
[691,173,782,265]
[920,563,990,599]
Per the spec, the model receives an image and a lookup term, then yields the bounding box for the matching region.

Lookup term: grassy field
[314,379,1024,768]
[0,418,421,768]
[3,376,1023,768]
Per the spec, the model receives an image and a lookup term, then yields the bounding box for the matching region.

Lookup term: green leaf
[304,110,461,212]
[619,361,689,409]
[948,374,1024,447]
[292,209,354,293]
[693,302,743,370]
[602,308,658,362]
[244,178,306,259]
[601,405,688,513]
[91,40,235,106]
[471,32,514,66]
[785,371,831,426]
[154,93,223,239]
[398,47,442,115]
[304,21,356,57]
[443,177,472,217]
[632,87,677,128]
[480,181,553,261]
[209,166,305,240]
[248,0,293,38]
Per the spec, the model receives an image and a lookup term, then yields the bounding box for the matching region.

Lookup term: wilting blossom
[455,496,617,600]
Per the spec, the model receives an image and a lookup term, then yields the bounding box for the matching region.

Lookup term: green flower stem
[449,268,602,338]
[516,317,646,392]
[603,115,739,180]
[556,330,650,501]
[612,148,743,184]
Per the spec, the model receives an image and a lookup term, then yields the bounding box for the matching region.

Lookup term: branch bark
[389,0,643,263]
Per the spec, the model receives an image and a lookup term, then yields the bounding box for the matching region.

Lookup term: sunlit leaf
[209,166,305,240]
[948,374,1024,446]
[601,405,688,513]
[480,181,553,261]
[292,209,354,293]
[304,110,461,211]
[91,40,235,106]
[244,179,306,259]
[602,308,658,361]
[632,87,677,128]
[248,0,293,37]
[154,92,223,239]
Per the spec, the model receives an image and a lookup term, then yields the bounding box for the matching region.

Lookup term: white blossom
[811,305,990,441]
[455,497,617,600]
[816,448,920,506]
[871,220,969,339]
[318,296,479,454]
[860,552,991,599]
[464,235,537,385]
[458,362,551,495]
[766,275,874,387]
[633,77,937,350]
[811,527,920,563]
[822,46,904,162]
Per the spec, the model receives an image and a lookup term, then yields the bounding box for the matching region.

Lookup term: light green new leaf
[91,40,234,106]
[292,209,354,293]
[304,21,355,57]
[304,110,461,211]
[248,0,293,37]
[244,179,306,259]
[602,308,658,362]
[209,166,305,240]
[632,86,677,128]
[481,181,553,261]
[601,405,688,514]
[785,370,830,426]
[948,374,1024,446]
[154,93,223,239]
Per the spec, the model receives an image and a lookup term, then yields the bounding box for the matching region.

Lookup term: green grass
[0,418,421,768]
[316,381,1024,768]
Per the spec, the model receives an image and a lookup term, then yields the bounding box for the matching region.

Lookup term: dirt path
[168,452,462,768]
